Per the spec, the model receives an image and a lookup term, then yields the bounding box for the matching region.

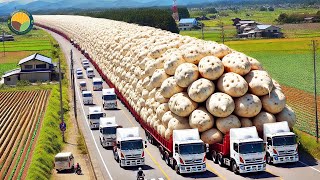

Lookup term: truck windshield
[101,127,116,134]
[55,157,69,162]
[77,71,83,75]
[83,93,92,97]
[80,83,86,87]
[89,113,104,119]
[103,95,117,101]
[93,82,102,85]
[273,135,296,146]
[239,142,264,154]
[179,143,204,155]
[121,140,143,150]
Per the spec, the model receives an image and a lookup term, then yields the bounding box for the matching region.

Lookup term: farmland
[0,90,50,179]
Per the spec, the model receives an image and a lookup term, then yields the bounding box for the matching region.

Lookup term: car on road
[54,152,75,172]
[82,91,93,105]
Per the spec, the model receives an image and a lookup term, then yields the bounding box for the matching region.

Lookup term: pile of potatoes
[35,15,296,144]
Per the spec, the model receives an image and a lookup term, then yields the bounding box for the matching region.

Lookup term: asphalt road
[46,29,320,180]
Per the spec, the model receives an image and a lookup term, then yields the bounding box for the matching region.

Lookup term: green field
[0,23,53,78]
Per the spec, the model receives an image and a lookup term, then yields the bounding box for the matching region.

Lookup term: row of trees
[276,11,320,23]
[78,8,190,34]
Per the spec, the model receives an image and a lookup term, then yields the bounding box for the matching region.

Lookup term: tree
[178,7,190,19]
[260,6,268,11]
[206,7,218,14]
[268,7,275,11]
[276,13,288,23]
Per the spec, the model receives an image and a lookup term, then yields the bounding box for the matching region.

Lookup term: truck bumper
[104,104,117,110]
[120,158,145,167]
[102,141,115,147]
[83,101,93,105]
[179,163,206,174]
[239,163,266,173]
[273,154,299,164]
[90,123,99,129]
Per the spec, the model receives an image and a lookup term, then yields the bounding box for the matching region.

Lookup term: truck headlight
[274,156,278,160]
[240,165,245,170]
[180,166,185,171]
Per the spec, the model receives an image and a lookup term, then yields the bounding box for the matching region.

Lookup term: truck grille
[184,159,203,165]
[125,154,141,159]
[245,158,264,164]
[278,150,296,156]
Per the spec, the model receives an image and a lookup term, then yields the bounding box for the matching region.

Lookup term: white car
[76,68,83,79]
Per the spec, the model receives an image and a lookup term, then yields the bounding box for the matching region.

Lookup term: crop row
[0,90,50,180]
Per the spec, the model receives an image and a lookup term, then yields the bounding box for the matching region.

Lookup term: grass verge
[295,129,320,160]
[77,131,89,155]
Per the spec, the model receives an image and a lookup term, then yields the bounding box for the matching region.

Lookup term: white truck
[79,81,87,91]
[82,59,90,69]
[113,127,146,167]
[171,129,207,174]
[86,68,95,78]
[76,68,83,79]
[82,91,93,105]
[93,78,103,91]
[99,117,120,148]
[102,88,117,109]
[210,126,266,174]
[87,106,106,130]
[264,121,299,164]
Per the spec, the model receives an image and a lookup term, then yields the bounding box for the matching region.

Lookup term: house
[178,18,199,31]
[2,53,57,85]
[254,25,283,38]
[196,16,210,21]
[235,20,260,34]
[0,34,14,42]
[304,17,315,23]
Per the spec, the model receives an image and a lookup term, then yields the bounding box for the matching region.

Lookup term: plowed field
[0,90,50,180]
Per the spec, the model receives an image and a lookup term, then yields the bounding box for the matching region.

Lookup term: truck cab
[172,129,207,174]
[82,59,90,69]
[79,81,87,91]
[102,88,117,109]
[113,127,146,167]
[88,106,106,130]
[99,117,120,148]
[82,91,93,105]
[76,68,83,79]
[86,68,95,78]
[264,121,299,164]
[93,78,103,91]
[211,127,266,174]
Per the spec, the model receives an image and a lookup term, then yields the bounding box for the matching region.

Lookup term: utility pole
[201,22,204,40]
[2,30,5,57]
[312,40,319,143]
[70,49,77,119]
[58,57,65,142]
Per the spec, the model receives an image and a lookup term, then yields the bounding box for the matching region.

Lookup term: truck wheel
[119,160,123,168]
[165,153,170,166]
[217,154,224,167]
[267,153,273,165]
[212,151,218,164]
[100,138,102,145]
[175,164,180,175]
[159,147,164,160]
[231,161,238,174]
[171,160,176,169]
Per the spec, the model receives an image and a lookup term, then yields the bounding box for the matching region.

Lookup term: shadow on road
[241,171,278,179]
[181,170,218,178]
[122,165,155,171]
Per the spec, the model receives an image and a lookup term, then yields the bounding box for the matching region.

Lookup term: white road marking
[298,161,320,173]
[75,72,114,180]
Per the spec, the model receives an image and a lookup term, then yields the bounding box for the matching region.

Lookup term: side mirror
[87,115,89,118]
[205,144,209,153]
[116,143,120,148]
[118,125,123,128]
[145,145,147,148]
[145,140,147,144]
[103,113,106,117]
[174,145,178,152]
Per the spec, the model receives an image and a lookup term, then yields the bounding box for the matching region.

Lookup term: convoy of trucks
[102,88,117,110]
[87,106,106,129]
[76,46,299,177]
[99,117,120,148]
[263,121,299,164]
[113,127,146,167]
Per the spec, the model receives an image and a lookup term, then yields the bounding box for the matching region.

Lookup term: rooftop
[18,53,52,65]
[179,18,197,24]
[2,68,20,78]
[256,25,272,30]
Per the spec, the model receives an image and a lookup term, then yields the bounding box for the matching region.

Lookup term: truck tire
[119,160,123,168]
[175,163,180,175]
[266,153,273,165]
[217,154,224,167]
[231,160,238,174]
[165,153,170,166]
[159,147,164,160]
[212,151,218,164]
[172,160,176,169]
